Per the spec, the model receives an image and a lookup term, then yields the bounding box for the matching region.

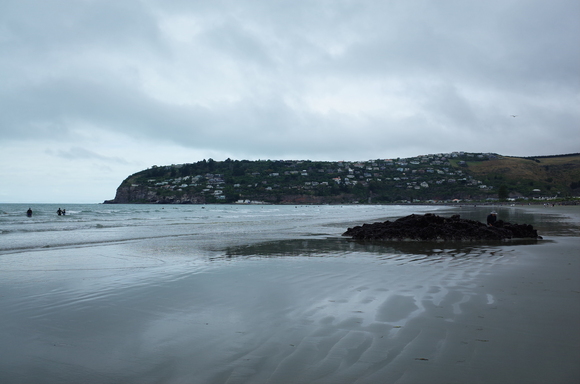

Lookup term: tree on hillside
[498,185,509,200]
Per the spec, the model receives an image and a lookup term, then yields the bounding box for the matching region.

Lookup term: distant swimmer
[27,208,33,217]
[57,208,62,216]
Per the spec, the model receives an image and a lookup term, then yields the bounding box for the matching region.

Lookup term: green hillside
[465,154,580,198]
[105,152,580,204]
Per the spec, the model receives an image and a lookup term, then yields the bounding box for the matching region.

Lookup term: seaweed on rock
[342,213,541,241]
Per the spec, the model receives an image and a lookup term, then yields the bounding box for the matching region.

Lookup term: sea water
[1,204,450,255]
[1,203,576,255]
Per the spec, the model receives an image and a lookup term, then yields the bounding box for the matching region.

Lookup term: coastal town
[104,152,579,204]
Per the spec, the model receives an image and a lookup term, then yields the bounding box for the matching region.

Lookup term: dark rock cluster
[342,213,541,241]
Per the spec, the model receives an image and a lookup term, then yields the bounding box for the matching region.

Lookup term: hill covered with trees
[104,152,580,204]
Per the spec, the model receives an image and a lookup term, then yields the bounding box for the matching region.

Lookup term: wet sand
[0,209,579,383]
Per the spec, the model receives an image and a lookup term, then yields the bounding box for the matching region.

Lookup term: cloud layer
[1,0,579,202]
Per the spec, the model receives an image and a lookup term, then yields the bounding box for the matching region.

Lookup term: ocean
[1,203,576,254]
[1,203,453,255]
[1,203,578,383]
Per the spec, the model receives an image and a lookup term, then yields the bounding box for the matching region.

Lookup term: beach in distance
[1,203,579,383]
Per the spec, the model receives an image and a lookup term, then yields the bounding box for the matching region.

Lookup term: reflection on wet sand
[222,237,544,261]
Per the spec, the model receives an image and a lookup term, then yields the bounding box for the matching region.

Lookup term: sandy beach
[0,204,578,383]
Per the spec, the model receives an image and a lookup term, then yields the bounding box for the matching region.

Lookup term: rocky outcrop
[342,213,541,241]
[104,184,206,204]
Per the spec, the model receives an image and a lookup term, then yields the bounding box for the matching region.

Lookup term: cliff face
[105,184,206,204]
[104,183,344,204]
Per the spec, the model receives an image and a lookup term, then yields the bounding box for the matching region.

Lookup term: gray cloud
[46,147,130,164]
[1,0,579,202]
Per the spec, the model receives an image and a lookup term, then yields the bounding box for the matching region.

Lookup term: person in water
[27,208,32,217]
[487,211,497,226]
[57,208,62,216]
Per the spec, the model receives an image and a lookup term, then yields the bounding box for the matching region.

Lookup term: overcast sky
[1,0,579,203]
